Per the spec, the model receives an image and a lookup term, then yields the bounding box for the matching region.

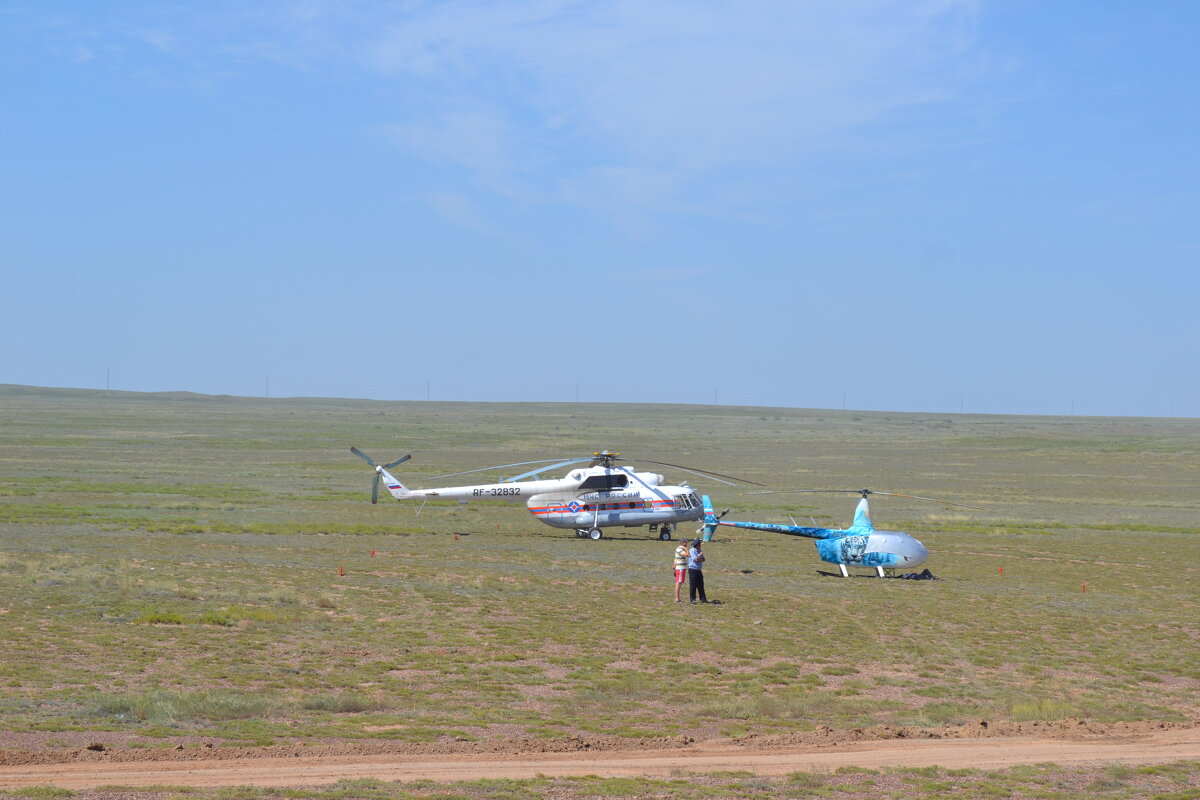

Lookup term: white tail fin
[378,467,414,500]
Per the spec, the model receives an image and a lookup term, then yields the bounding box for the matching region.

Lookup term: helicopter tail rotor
[350,447,412,504]
[698,495,730,540]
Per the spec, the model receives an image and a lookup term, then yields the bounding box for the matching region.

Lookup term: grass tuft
[90,690,279,723]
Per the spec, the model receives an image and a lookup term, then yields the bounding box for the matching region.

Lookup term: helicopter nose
[906,537,929,567]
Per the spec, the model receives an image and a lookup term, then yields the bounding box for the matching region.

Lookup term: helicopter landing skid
[817,567,929,579]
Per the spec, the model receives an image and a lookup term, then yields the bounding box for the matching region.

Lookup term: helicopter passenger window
[627,502,636,509]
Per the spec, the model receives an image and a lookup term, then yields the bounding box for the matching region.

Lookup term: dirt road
[2,727,1199,789]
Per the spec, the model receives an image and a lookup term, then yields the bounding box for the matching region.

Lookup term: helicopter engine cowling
[633,471,665,486]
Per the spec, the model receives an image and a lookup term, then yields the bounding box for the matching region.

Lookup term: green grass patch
[89,689,280,723]
[1,387,1199,751]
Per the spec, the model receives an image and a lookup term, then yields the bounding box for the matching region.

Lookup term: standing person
[673,536,690,602]
[688,538,708,604]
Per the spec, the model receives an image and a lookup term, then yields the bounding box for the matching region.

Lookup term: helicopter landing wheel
[659,529,673,541]
[574,529,586,538]
[588,527,603,540]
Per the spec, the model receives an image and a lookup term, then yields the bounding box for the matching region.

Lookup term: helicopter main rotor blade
[744,489,850,495]
[413,451,763,488]
[744,488,982,509]
[637,459,766,487]
[863,490,984,510]
[427,458,582,482]
[503,458,596,482]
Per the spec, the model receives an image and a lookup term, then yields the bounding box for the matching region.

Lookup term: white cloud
[129,27,177,52]
[25,1,989,214]
[426,190,490,232]
[368,2,980,157]
[362,0,986,210]
[381,110,518,175]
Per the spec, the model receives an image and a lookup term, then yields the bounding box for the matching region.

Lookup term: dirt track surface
[2,723,1199,789]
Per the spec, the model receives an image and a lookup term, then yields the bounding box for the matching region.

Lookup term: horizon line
[1,382,1193,422]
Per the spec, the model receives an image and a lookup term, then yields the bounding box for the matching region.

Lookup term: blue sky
[2,1,1197,416]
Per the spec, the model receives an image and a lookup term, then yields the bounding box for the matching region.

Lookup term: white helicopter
[350,448,759,540]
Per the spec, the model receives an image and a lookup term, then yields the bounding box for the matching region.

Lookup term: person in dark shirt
[688,538,707,604]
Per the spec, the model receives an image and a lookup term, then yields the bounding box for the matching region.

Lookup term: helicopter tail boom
[717,519,835,539]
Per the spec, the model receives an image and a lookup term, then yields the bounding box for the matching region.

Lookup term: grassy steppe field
[1,385,1198,764]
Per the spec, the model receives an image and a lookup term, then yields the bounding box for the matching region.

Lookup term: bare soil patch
[1,722,1198,790]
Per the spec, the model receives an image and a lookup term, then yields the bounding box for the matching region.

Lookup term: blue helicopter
[707,489,980,577]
